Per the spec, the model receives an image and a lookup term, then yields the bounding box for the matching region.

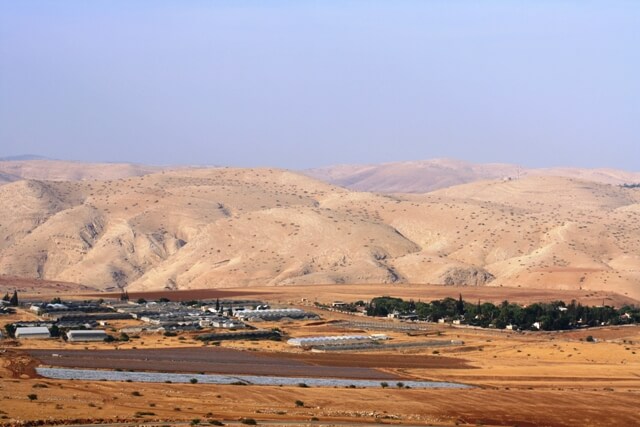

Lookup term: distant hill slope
[0,154,50,161]
[0,172,19,185]
[0,167,638,300]
[305,159,640,193]
[0,160,168,182]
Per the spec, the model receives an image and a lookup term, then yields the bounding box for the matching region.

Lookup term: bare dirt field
[86,288,268,302]
[218,283,639,307]
[1,357,639,426]
[77,283,640,307]
[0,276,98,295]
[26,347,436,380]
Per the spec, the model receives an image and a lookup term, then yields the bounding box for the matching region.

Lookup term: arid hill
[0,168,639,299]
[0,159,167,182]
[0,172,18,185]
[306,158,640,193]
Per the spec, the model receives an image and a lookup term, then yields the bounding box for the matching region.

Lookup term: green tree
[9,290,19,306]
[456,294,465,316]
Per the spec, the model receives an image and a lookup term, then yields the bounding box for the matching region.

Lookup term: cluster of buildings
[4,296,319,343]
[32,301,131,328]
[109,300,248,331]
[234,308,318,322]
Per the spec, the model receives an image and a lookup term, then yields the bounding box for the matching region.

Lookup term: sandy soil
[85,288,268,302]
[0,276,99,294]
[224,283,638,306]
[2,293,640,426]
[71,283,640,307]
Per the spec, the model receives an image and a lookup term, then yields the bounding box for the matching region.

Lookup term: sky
[1,1,639,170]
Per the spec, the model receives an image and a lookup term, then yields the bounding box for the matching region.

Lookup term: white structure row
[287,334,388,347]
[15,327,51,339]
[235,308,316,321]
[66,330,108,342]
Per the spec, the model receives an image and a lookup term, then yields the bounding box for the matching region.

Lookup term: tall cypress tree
[9,290,18,306]
[456,293,465,316]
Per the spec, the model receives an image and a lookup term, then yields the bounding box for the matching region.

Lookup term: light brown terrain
[0,163,639,300]
[306,158,640,193]
[1,300,639,426]
[0,159,168,182]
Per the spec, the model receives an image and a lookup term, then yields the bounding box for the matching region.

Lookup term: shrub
[380,382,388,388]
[295,400,304,407]
[190,378,198,384]
[586,335,595,342]
[27,394,38,401]
[131,391,142,396]
[240,419,257,425]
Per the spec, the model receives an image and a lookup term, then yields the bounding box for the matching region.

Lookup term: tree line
[365,296,640,331]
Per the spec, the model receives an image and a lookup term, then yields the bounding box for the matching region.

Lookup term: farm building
[287,334,387,347]
[235,308,318,321]
[66,330,109,342]
[15,327,51,339]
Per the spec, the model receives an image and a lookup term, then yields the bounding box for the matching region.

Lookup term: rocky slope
[0,168,639,299]
[0,160,167,182]
[306,158,640,193]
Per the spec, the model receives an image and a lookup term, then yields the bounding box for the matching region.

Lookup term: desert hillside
[0,168,639,299]
[0,159,168,182]
[306,158,640,193]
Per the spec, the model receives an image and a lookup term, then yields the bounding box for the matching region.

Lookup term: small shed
[15,326,51,339]
[66,330,108,342]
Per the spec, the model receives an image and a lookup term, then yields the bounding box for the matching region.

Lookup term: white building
[66,330,108,342]
[15,327,51,339]
[287,334,387,347]
[235,308,316,321]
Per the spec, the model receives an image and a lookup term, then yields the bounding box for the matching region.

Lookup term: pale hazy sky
[1,1,638,170]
